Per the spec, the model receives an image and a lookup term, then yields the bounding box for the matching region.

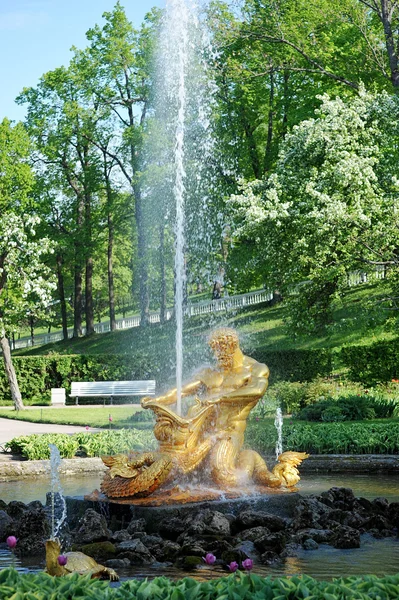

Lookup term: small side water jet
[48,444,67,540]
[275,407,283,460]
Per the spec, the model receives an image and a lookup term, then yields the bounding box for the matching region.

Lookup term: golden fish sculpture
[100,328,308,499]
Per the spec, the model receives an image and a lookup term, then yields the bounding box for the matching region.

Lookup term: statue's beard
[217,354,234,371]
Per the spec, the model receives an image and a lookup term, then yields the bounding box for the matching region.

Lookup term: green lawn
[0,405,145,428]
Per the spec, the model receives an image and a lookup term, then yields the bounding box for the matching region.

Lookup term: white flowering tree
[229,90,399,332]
[0,119,55,409]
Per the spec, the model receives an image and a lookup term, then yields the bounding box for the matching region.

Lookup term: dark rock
[221,548,249,565]
[254,531,286,554]
[116,539,155,564]
[127,518,146,535]
[354,497,373,513]
[132,532,146,540]
[7,501,27,520]
[159,517,185,540]
[325,488,355,511]
[140,535,164,558]
[280,542,302,558]
[236,526,270,543]
[13,508,50,557]
[372,498,389,514]
[111,530,131,543]
[233,540,260,561]
[160,540,181,561]
[303,538,319,550]
[0,511,13,541]
[333,526,360,549]
[388,502,399,526]
[364,514,392,531]
[28,501,43,511]
[0,499,7,512]
[233,511,287,533]
[105,558,130,568]
[260,550,282,565]
[79,541,116,561]
[293,528,334,544]
[76,509,111,544]
[179,542,206,557]
[291,497,330,530]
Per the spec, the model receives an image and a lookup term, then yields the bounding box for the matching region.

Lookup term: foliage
[297,394,398,422]
[341,338,399,385]
[251,348,333,382]
[247,418,399,455]
[2,568,399,600]
[5,429,156,460]
[229,91,399,334]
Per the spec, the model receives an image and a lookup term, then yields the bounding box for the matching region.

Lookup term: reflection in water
[0,472,398,504]
[6,536,399,581]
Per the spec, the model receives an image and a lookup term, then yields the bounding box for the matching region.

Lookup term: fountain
[99,327,308,503]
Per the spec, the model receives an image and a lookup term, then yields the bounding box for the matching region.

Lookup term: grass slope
[15,282,397,360]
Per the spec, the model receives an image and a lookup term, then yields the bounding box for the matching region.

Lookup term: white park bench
[70,380,156,405]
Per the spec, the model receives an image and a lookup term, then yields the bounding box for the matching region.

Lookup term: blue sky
[0,0,164,122]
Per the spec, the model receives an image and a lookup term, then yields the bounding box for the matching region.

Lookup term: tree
[0,119,55,409]
[229,90,399,332]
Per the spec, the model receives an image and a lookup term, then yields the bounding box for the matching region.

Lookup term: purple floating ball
[6,536,17,549]
[57,554,68,566]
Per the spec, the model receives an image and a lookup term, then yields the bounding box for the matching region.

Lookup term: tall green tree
[229,91,399,332]
[0,119,55,409]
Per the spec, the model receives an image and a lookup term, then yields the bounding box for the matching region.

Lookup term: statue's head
[208,327,240,370]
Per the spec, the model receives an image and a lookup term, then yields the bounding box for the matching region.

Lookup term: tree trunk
[56,254,69,341]
[107,210,116,331]
[73,194,85,338]
[134,184,149,326]
[0,335,24,410]
[380,0,399,88]
[84,186,95,336]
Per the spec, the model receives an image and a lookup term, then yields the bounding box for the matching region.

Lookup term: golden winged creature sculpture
[100,328,308,499]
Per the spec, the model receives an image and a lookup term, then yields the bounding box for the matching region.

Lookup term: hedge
[2,569,399,600]
[0,348,334,404]
[341,338,399,385]
[250,346,333,382]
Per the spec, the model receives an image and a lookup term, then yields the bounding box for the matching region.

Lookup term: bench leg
[76,397,79,406]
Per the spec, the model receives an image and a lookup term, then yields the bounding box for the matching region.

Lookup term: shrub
[341,338,399,385]
[249,347,333,382]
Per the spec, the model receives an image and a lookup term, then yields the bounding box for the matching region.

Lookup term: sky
[0,0,164,122]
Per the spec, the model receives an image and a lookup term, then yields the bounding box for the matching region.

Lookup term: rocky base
[0,487,397,571]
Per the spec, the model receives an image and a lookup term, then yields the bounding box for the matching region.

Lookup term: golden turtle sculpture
[45,538,119,581]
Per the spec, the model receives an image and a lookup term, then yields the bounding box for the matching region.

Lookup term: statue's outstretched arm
[141,378,202,408]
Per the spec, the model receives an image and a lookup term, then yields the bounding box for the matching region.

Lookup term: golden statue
[100,328,308,499]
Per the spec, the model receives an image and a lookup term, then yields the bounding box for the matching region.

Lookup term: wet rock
[372,497,389,514]
[221,548,249,565]
[260,550,282,565]
[132,532,146,540]
[388,502,399,526]
[254,531,287,554]
[13,508,50,557]
[28,501,43,512]
[179,541,206,557]
[236,526,270,543]
[79,541,116,561]
[159,517,185,540]
[0,511,13,541]
[111,530,131,542]
[364,514,392,531]
[291,497,330,530]
[354,497,373,513]
[303,538,319,550]
[324,487,355,511]
[188,510,231,537]
[105,558,130,568]
[293,528,334,544]
[280,542,302,558]
[233,511,287,533]
[7,501,27,520]
[160,540,181,561]
[333,526,360,549]
[116,539,155,564]
[233,540,260,562]
[140,535,164,559]
[127,518,146,535]
[76,509,111,544]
